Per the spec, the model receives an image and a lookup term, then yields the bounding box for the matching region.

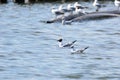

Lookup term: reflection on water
[0,2,120,80]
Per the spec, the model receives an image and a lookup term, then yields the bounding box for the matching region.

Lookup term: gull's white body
[71,46,89,54]
[57,39,77,48]
[51,7,64,18]
[114,0,120,10]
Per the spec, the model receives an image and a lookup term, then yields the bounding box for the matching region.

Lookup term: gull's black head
[76,6,80,9]
[57,38,63,42]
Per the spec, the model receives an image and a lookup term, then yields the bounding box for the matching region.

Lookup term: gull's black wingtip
[85,46,89,50]
[70,46,74,48]
[73,40,77,43]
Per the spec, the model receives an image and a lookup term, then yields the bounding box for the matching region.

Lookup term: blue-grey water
[0,1,120,80]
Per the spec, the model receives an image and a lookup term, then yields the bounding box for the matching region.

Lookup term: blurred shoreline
[0,0,113,4]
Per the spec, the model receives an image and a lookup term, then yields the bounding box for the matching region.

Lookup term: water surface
[0,1,120,80]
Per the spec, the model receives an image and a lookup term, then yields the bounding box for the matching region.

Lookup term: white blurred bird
[74,2,88,14]
[93,0,106,12]
[51,7,64,18]
[114,0,120,10]
[71,46,89,54]
[59,5,70,13]
[57,38,77,48]
[74,2,88,9]
[67,4,76,13]
[75,6,87,15]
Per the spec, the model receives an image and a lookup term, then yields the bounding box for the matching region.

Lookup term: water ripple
[60,73,83,79]
[0,2,120,80]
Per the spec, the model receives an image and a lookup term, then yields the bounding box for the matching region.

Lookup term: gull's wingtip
[85,46,89,50]
[70,46,74,48]
[73,40,77,42]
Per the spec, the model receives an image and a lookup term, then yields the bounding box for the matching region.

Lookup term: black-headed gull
[57,38,77,48]
[71,46,89,54]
